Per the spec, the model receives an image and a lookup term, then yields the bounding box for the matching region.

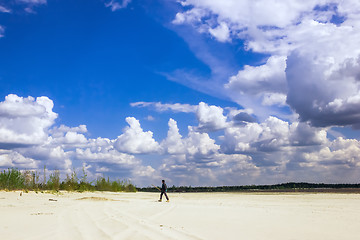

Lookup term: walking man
[158,179,169,202]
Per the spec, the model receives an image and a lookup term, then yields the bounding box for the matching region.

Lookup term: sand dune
[0,191,359,240]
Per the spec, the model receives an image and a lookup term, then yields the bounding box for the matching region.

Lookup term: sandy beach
[0,191,359,240]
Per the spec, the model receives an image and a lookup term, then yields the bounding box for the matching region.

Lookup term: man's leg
[159,192,163,201]
[164,192,169,201]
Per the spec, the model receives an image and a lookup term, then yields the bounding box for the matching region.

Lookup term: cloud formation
[18,0,47,4]
[131,101,197,113]
[105,0,131,11]
[0,5,11,13]
[226,55,287,106]
[173,0,360,128]
[1,94,360,185]
[0,95,152,181]
[287,52,360,128]
[2,1,360,186]
[0,94,57,148]
[0,150,38,169]
[0,0,47,37]
[161,118,186,155]
[132,101,228,132]
[114,117,160,154]
[0,25,4,37]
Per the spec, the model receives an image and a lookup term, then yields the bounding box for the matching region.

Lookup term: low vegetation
[139,182,360,193]
[0,168,136,192]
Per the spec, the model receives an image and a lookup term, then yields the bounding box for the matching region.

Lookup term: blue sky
[1,0,360,187]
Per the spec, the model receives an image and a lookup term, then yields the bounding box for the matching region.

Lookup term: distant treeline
[0,168,136,192]
[138,182,360,193]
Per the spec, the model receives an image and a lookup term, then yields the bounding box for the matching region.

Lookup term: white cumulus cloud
[161,118,220,159]
[226,55,287,97]
[0,94,57,147]
[0,150,38,169]
[195,102,228,132]
[114,117,160,154]
[161,118,186,155]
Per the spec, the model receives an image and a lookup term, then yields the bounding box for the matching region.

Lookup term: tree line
[2,168,358,193]
[138,182,360,193]
[0,168,136,192]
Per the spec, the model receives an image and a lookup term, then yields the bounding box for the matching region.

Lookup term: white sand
[0,191,359,240]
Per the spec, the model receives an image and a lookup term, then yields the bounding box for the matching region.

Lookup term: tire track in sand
[56,200,112,239]
[104,202,204,240]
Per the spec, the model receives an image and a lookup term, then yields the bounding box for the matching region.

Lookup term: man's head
[162,179,165,183]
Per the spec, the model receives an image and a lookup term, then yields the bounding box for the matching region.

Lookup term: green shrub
[0,168,25,190]
[47,170,60,191]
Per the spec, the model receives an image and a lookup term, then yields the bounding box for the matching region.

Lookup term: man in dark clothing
[159,179,169,202]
